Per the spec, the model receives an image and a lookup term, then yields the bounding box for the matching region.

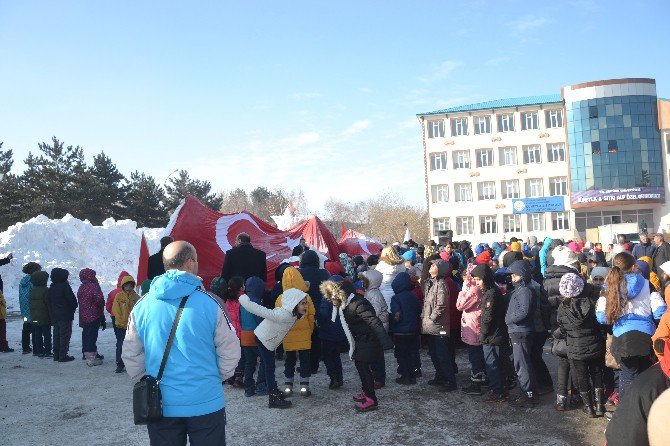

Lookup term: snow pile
[0,214,165,312]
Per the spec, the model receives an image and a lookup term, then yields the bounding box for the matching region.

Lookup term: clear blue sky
[1,0,668,212]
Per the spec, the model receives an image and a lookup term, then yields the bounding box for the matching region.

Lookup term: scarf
[333,293,355,360]
[339,253,356,279]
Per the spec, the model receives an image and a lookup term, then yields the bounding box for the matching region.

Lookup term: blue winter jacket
[505,261,536,334]
[132,270,229,417]
[389,272,421,334]
[317,297,347,342]
[299,250,331,310]
[539,237,553,277]
[19,275,32,320]
[241,276,265,331]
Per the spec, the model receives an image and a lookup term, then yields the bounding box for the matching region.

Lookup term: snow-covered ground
[0,317,606,446]
[0,214,165,311]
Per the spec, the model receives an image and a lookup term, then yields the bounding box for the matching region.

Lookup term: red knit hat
[476,251,491,265]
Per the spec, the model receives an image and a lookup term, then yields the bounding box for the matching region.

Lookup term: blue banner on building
[512,196,565,214]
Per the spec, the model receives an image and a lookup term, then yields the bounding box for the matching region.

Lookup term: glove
[101,319,107,331]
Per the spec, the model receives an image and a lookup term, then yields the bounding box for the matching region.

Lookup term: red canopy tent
[287,216,340,261]
[338,229,383,259]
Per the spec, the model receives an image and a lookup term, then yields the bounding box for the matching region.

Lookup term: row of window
[430,177,568,203]
[429,143,566,171]
[433,212,571,236]
[427,109,563,139]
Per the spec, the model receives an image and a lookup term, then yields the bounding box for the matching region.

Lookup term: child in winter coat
[48,268,78,362]
[106,271,130,337]
[321,279,393,412]
[0,289,12,352]
[318,275,349,389]
[29,271,52,357]
[390,272,421,384]
[240,276,267,397]
[558,273,606,417]
[19,262,41,353]
[276,267,314,397]
[111,275,140,373]
[457,263,486,395]
[77,268,107,366]
[360,269,388,388]
[224,276,245,388]
[239,288,309,409]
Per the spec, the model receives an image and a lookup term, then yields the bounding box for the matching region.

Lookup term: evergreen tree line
[0,137,223,229]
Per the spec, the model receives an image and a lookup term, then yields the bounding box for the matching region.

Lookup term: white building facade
[419,78,670,244]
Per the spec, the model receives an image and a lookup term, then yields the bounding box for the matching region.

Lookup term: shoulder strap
[157,294,190,382]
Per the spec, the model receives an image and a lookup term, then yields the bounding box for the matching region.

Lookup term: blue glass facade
[566,95,663,193]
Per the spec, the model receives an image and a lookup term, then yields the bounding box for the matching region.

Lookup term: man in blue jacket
[123,241,241,445]
[505,260,538,408]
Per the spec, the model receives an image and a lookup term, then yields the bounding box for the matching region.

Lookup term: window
[478,181,496,200]
[608,140,618,153]
[552,211,570,230]
[497,113,515,132]
[589,105,598,119]
[430,185,449,203]
[527,213,545,231]
[592,141,601,155]
[453,151,470,169]
[545,110,563,128]
[455,183,472,202]
[501,180,520,199]
[523,145,541,164]
[427,120,445,138]
[550,177,568,196]
[480,216,497,234]
[433,218,450,236]
[474,116,491,134]
[456,217,474,235]
[521,112,538,130]
[498,147,517,166]
[476,148,494,167]
[547,143,565,162]
[430,152,448,171]
[503,214,522,233]
[451,117,468,136]
[525,178,543,197]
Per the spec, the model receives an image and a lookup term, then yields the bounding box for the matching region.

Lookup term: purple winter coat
[77,268,105,327]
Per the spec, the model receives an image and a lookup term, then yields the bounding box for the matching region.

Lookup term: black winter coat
[299,250,330,310]
[543,265,580,310]
[48,268,78,322]
[652,242,670,276]
[221,243,268,282]
[343,295,393,363]
[0,255,10,293]
[479,286,508,346]
[147,248,166,280]
[605,363,670,446]
[557,289,604,360]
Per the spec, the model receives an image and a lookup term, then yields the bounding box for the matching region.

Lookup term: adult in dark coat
[299,249,330,373]
[632,233,656,260]
[48,268,78,362]
[0,253,12,293]
[652,234,670,276]
[147,236,174,280]
[221,233,267,283]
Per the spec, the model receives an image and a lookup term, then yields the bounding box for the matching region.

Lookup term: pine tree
[85,152,127,224]
[164,170,223,212]
[0,143,24,230]
[124,171,169,227]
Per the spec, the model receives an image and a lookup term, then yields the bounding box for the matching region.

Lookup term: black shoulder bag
[133,295,190,425]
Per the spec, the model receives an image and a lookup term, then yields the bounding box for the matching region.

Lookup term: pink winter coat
[456,270,483,346]
[77,268,106,328]
[225,299,242,339]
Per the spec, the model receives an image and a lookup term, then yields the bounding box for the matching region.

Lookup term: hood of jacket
[31,270,49,287]
[275,262,292,282]
[50,268,70,283]
[150,269,203,301]
[244,276,266,302]
[431,259,449,278]
[549,239,564,251]
[391,272,412,294]
[362,269,383,290]
[281,288,307,313]
[120,275,136,288]
[508,260,532,284]
[639,256,654,269]
[509,242,522,252]
[116,270,130,288]
[22,262,41,275]
[625,273,646,298]
[299,249,320,268]
[544,264,578,279]
[79,268,98,283]
[282,266,309,292]
[528,236,538,246]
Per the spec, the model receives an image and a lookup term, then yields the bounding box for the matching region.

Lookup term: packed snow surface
[0,214,165,311]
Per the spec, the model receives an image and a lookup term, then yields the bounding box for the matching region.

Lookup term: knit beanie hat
[22,262,41,275]
[559,273,584,298]
[509,241,522,252]
[476,251,491,265]
[210,276,227,297]
[552,245,579,268]
[635,260,651,280]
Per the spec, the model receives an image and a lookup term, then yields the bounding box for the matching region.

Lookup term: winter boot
[355,395,378,412]
[255,382,268,396]
[268,389,292,409]
[299,381,312,397]
[580,392,596,418]
[87,357,103,367]
[462,381,482,396]
[232,373,245,389]
[352,392,366,403]
[282,381,293,397]
[115,363,125,373]
[594,388,605,417]
[555,394,568,412]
